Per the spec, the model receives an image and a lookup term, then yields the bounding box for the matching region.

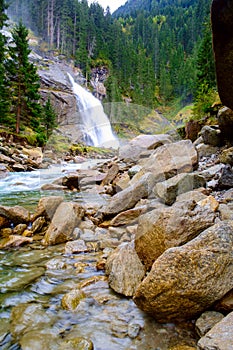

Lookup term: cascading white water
[68,73,119,149]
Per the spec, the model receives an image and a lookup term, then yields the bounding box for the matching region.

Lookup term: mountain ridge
[113,0,197,17]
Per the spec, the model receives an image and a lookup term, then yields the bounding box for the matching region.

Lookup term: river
[0,162,198,350]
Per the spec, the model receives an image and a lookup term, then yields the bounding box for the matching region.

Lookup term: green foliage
[194,20,216,97]
[6,21,44,136]
[70,143,111,156]
[191,19,217,120]
[5,0,215,114]
[192,83,217,120]
[0,0,9,122]
[0,0,7,27]
[42,97,57,138]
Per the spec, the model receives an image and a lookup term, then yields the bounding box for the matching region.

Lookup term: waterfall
[68,74,119,149]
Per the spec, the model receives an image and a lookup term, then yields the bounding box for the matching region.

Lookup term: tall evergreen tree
[42,97,57,138]
[5,0,214,109]
[192,21,217,119]
[6,21,43,134]
[194,21,216,96]
[0,0,9,123]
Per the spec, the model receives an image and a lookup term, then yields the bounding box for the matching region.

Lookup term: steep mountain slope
[6,0,214,113]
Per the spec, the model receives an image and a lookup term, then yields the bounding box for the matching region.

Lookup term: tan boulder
[32,196,63,221]
[0,235,33,249]
[42,202,84,245]
[101,163,119,186]
[106,242,145,296]
[135,199,216,270]
[12,224,28,235]
[219,146,233,165]
[118,134,172,162]
[217,107,233,143]
[21,147,43,163]
[61,289,86,311]
[65,239,88,254]
[154,173,206,205]
[110,206,147,226]
[139,140,198,182]
[0,205,30,224]
[100,172,156,216]
[134,221,233,322]
[31,216,47,234]
[114,172,130,191]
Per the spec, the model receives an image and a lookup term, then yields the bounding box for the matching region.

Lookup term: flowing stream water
[0,163,198,350]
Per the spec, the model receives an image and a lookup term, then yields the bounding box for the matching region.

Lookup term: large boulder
[105,242,145,296]
[199,125,221,146]
[0,235,33,249]
[135,199,216,270]
[197,311,233,350]
[139,140,198,182]
[219,146,233,165]
[154,173,206,205]
[218,165,233,189]
[118,134,172,162]
[211,0,233,111]
[134,221,233,322]
[217,107,233,143]
[32,196,64,221]
[0,205,30,225]
[42,202,84,245]
[100,172,156,217]
[110,206,147,226]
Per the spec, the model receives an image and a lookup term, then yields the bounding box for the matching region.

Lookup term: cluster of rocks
[0,131,115,178]
[0,134,44,174]
[1,113,233,348]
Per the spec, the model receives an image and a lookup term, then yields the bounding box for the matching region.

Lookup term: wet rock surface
[42,202,85,245]
[1,129,233,349]
[0,245,198,350]
[134,221,233,322]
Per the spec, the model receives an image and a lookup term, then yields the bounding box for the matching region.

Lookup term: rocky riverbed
[1,114,233,349]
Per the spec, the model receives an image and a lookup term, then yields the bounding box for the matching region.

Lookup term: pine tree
[195,21,216,96]
[0,0,9,123]
[6,21,43,135]
[192,21,217,119]
[42,97,57,138]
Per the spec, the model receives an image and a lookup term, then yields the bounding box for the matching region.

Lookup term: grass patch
[70,143,114,157]
[45,132,71,154]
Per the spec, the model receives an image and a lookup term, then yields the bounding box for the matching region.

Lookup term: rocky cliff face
[36,56,85,142]
[36,55,109,143]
